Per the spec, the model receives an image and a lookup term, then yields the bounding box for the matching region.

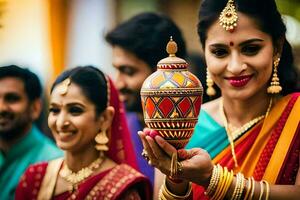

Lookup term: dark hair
[197,0,299,94]
[0,65,42,101]
[105,12,187,70]
[50,66,108,116]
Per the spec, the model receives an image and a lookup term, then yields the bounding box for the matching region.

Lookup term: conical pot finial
[166,36,177,57]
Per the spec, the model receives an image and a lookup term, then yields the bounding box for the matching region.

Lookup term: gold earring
[95,130,109,151]
[267,57,282,94]
[206,70,216,97]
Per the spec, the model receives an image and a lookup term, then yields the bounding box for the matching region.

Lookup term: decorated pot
[140,38,203,149]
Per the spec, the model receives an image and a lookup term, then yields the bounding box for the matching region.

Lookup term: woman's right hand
[138,129,214,187]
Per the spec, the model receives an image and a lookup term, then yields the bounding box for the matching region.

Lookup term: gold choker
[220,98,273,167]
[59,157,104,186]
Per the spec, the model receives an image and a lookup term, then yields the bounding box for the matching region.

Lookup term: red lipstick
[226,75,252,87]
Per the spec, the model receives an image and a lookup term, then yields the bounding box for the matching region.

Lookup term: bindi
[229,41,234,46]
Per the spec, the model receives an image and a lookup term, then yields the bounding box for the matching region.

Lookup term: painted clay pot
[140,38,203,149]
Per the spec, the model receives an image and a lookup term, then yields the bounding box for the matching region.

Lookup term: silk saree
[186,93,300,199]
[15,160,151,200]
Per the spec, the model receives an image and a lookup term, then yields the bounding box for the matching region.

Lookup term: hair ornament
[57,78,71,95]
[219,0,238,32]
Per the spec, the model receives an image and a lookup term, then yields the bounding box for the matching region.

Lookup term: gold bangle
[170,152,178,178]
[218,168,234,200]
[205,165,220,196]
[262,180,270,200]
[248,177,255,200]
[258,181,264,200]
[243,178,251,200]
[160,178,192,199]
[237,173,245,200]
[230,173,242,200]
[211,165,224,200]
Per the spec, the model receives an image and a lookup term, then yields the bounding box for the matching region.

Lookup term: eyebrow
[209,39,264,48]
[49,102,85,107]
[238,38,264,46]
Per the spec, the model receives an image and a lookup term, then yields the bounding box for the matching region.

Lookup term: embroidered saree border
[37,158,63,200]
[263,94,300,183]
[238,95,290,178]
[86,164,146,199]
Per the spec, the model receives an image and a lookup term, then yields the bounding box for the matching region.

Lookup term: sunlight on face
[204,12,275,100]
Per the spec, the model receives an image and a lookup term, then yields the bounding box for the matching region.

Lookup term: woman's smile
[225,75,253,87]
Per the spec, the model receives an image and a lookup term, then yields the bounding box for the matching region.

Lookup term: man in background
[0,65,63,200]
[105,12,187,186]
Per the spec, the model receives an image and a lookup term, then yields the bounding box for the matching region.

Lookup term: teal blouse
[186,109,229,159]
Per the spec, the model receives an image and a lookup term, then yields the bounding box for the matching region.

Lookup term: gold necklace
[220,98,272,167]
[59,157,104,187]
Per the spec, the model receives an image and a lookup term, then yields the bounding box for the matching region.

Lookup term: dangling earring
[206,70,216,97]
[267,57,282,94]
[95,130,109,152]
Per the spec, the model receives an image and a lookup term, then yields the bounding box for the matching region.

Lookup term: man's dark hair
[105,12,187,70]
[0,65,42,101]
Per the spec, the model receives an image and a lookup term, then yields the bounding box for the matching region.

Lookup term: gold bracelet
[170,152,178,178]
[262,180,270,200]
[211,165,224,200]
[218,168,234,200]
[249,177,255,200]
[258,181,264,200]
[160,178,192,199]
[230,173,243,200]
[243,178,251,200]
[205,165,220,196]
[237,173,245,200]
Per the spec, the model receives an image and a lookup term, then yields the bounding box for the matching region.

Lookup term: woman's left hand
[138,129,213,186]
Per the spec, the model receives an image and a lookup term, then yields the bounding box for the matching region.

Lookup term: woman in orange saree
[139,0,300,199]
[15,66,152,200]
[187,92,300,199]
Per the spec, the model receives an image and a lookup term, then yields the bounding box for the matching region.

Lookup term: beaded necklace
[220,98,273,167]
[59,156,105,192]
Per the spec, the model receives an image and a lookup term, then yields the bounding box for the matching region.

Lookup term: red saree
[15,76,152,199]
[15,161,151,200]
[193,93,300,199]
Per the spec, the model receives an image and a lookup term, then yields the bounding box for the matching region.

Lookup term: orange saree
[192,93,300,199]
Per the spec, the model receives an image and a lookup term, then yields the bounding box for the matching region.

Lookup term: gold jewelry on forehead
[57,78,71,95]
[219,0,238,32]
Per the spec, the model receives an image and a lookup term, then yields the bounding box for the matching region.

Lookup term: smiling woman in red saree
[15,66,152,200]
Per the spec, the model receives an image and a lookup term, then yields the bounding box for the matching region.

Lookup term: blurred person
[15,66,152,199]
[139,0,300,199]
[0,65,63,200]
[105,12,187,185]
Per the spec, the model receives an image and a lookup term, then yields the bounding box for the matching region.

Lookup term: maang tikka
[219,0,238,32]
[57,78,71,95]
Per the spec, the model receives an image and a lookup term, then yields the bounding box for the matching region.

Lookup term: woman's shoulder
[15,162,48,199]
[201,97,223,125]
